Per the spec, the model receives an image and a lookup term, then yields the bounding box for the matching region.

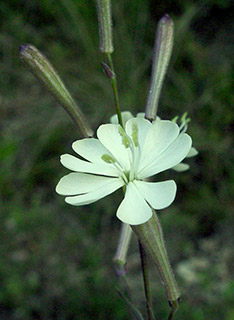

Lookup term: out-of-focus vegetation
[0,0,233,319]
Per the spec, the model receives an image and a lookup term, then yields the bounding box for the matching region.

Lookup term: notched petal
[60,154,119,176]
[56,172,123,196]
[116,182,152,225]
[134,180,177,210]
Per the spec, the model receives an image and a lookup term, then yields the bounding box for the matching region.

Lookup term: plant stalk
[106,53,123,127]
[139,241,156,320]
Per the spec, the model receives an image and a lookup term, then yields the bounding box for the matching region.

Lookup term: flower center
[101,122,141,184]
[101,153,129,184]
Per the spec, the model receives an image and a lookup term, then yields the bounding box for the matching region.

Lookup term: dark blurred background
[0,0,233,319]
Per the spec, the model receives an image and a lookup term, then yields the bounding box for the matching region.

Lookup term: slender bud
[145,14,174,121]
[19,44,93,138]
[113,223,132,275]
[131,210,180,304]
[96,0,114,53]
[100,61,114,79]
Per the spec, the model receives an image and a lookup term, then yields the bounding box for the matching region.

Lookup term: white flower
[111,111,198,172]
[56,117,192,225]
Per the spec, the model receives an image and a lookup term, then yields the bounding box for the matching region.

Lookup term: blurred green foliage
[0,0,233,319]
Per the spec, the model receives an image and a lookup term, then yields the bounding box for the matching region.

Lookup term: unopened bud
[20,44,93,137]
[100,61,114,79]
[96,0,114,53]
[113,223,132,276]
[145,14,174,121]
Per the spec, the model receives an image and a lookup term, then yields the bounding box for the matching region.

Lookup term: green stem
[138,241,156,320]
[167,299,180,320]
[106,53,123,127]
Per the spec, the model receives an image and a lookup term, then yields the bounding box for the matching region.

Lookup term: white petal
[72,138,111,163]
[97,124,131,170]
[116,182,152,225]
[138,121,180,173]
[64,178,123,206]
[136,113,161,123]
[110,111,134,127]
[172,163,190,172]
[139,133,192,179]
[134,180,177,210]
[125,117,152,149]
[60,154,119,176]
[186,147,198,158]
[136,112,145,118]
[56,172,123,196]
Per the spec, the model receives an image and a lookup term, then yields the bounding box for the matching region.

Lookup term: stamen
[171,115,179,123]
[180,112,188,123]
[101,153,128,184]
[101,154,116,163]
[118,126,131,148]
[180,113,190,133]
[131,122,139,147]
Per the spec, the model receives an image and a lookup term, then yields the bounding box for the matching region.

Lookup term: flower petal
[110,111,134,127]
[56,172,123,196]
[186,147,198,158]
[116,182,152,225]
[139,133,192,179]
[136,112,145,118]
[72,138,111,163]
[97,123,131,170]
[134,180,176,210]
[138,121,180,173]
[60,154,119,176]
[172,163,190,172]
[64,177,123,205]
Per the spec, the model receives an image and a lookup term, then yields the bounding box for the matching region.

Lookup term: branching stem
[167,299,180,320]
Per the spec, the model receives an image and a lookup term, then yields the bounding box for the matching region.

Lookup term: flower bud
[145,14,174,121]
[113,223,132,275]
[100,61,114,79]
[20,44,93,137]
[96,0,114,53]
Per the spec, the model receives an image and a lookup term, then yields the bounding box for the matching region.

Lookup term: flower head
[111,111,198,172]
[56,117,192,225]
